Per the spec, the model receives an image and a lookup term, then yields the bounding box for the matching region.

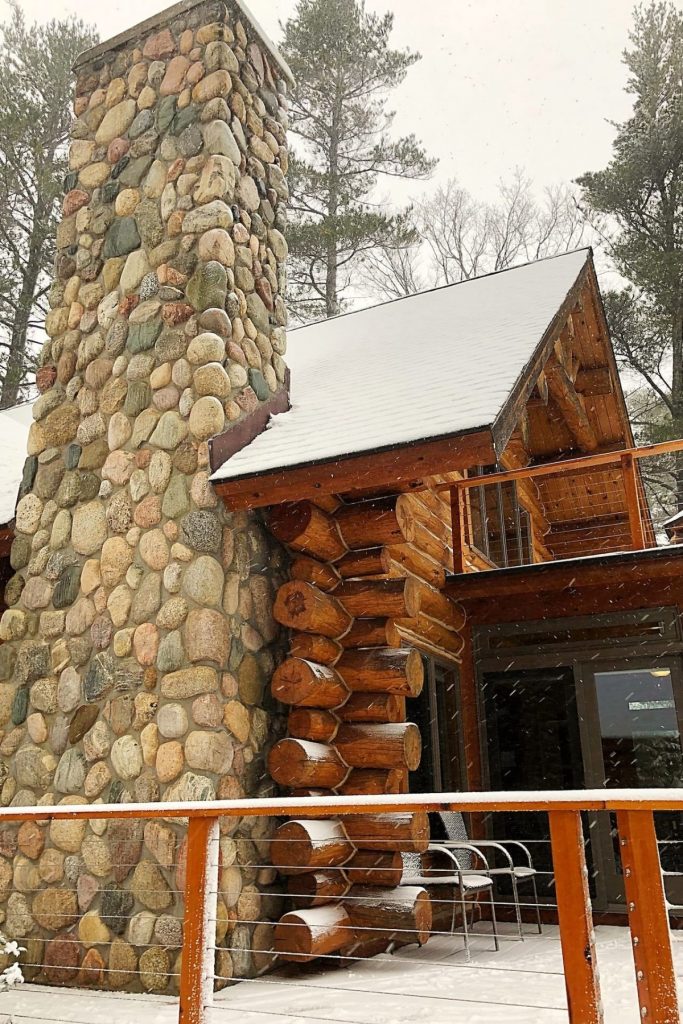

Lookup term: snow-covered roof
[0,402,33,527]
[211,249,590,485]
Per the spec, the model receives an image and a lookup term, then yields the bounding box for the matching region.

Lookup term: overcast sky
[8,0,667,202]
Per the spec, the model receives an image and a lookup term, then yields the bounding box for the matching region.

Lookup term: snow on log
[334,723,421,771]
[275,904,353,961]
[344,812,430,853]
[270,819,353,875]
[268,501,347,561]
[335,648,424,697]
[274,581,352,638]
[268,738,348,790]
[271,658,349,709]
[344,885,432,945]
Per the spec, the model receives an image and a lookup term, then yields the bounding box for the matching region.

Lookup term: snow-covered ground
[1,925,681,1023]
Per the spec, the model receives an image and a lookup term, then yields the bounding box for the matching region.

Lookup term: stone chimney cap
[73,0,293,83]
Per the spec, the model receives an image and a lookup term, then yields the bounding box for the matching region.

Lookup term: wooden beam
[447,549,683,601]
[617,810,680,1024]
[575,366,613,397]
[447,436,683,493]
[621,453,646,550]
[545,358,599,452]
[549,810,603,1023]
[214,429,496,511]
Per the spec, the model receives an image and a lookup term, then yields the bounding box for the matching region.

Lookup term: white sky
[8,0,673,201]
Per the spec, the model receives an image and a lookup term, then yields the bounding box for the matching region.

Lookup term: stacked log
[267,492,467,961]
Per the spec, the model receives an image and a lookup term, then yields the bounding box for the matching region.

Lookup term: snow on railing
[0,789,680,1024]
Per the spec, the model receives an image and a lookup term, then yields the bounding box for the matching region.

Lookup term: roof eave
[212,426,496,509]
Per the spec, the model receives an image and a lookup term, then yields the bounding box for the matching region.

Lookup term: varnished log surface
[275,581,352,638]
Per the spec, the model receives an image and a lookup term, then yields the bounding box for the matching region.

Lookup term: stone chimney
[0,0,290,990]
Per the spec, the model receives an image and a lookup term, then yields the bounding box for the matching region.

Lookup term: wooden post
[450,485,466,574]
[179,816,219,1024]
[616,810,680,1024]
[549,810,603,1024]
[621,453,646,550]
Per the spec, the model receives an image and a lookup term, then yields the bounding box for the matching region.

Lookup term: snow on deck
[0,401,33,526]
[211,249,590,484]
[2,925,681,1023]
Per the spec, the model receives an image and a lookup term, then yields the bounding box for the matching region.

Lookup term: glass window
[408,655,463,793]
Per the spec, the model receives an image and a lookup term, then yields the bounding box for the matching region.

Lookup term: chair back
[439,810,473,870]
[401,850,423,883]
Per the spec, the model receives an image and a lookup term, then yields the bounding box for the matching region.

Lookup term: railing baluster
[179,815,220,1024]
[549,809,603,1023]
[616,809,680,1024]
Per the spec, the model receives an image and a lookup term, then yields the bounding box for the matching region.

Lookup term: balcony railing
[447,437,683,574]
[0,790,680,1024]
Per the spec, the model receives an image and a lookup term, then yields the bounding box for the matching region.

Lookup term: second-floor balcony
[447,437,683,579]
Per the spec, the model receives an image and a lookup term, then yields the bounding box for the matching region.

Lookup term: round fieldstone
[185,729,233,774]
[187,332,224,366]
[193,362,231,398]
[101,884,134,935]
[186,260,227,312]
[157,703,188,739]
[189,395,225,439]
[181,555,224,606]
[71,501,107,556]
[132,861,172,911]
[111,736,143,780]
[185,608,230,665]
[156,740,184,782]
[82,834,113,878]
[156,630,184,673]
[181,511,221,552]
[140,945,170,993]
[33,887,78,931]
[54,748,87,794]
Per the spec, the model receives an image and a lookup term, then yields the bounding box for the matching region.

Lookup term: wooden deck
[2,925,681,1024]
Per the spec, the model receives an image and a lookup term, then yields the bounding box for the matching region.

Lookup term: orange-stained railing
[448,437,683,574]
[0,789,680,1024]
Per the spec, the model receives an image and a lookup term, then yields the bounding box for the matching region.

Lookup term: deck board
[1,926,681,1024]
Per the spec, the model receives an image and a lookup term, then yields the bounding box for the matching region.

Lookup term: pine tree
[577,1,683,508]
[0,4,98,409]
[281,0,435,321]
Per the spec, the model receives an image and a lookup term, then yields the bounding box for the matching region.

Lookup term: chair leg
[510,872,524,941]
[489,887,500,952]
[460,891,471,961]
[531,875,543,934]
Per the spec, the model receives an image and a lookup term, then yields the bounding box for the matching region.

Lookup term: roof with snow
[211,248,592,486]
[0,402,33,528]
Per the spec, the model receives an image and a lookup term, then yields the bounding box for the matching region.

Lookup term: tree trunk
[1,205,46,409]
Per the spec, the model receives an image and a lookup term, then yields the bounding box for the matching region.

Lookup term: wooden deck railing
[0,789,680,1024]
[448,437,683,573]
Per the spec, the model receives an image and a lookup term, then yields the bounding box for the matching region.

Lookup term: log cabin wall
[264,487,467,961]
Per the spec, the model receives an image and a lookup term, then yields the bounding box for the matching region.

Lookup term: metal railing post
[179,815,220,1024]
[549,810,603,1023]
[616,810,680,1024]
